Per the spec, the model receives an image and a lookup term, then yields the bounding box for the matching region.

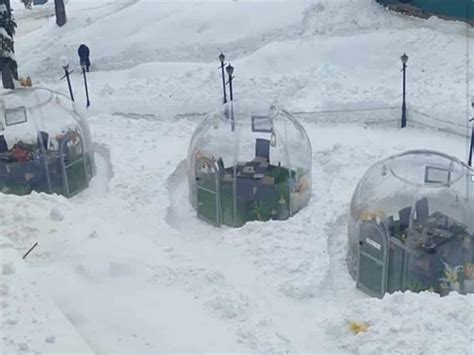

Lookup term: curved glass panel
[187,99,312,227]
[0,88,95,197]
[348,150,474,297]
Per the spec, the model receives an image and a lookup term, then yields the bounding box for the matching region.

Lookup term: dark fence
[175,106,471,138]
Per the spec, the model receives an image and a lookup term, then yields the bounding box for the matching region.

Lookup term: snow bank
[329,291,474,354]
[16,0,312,72]
[43,24,470,129]
[0,192,70,251]
[0,235,94,354]
[14,0,472,128]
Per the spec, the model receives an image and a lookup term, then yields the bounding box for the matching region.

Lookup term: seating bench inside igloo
[187,100,312,227]
[347,150,474,298]
[0,88,94,197]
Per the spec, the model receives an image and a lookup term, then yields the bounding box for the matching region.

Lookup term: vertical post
[54,0,67,27]
[401,53,409,128]
[402,63,406,127]
[82,66,90,108]
[60,57,74,102]
[469,119,473,167]
[226,64,234,101]
[226,64,235,131]
[64,69,74,102]
[219,53,227,104]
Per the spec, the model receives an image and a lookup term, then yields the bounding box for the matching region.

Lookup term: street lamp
[401,53,408,128]
[59,56,74,102]
[219,53,227,104]
[226,63,235,131]
[81,62,90,108]
[226,64,234,101]
[469,118,473,167]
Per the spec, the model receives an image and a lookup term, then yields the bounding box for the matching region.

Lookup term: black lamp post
[469,118,474,167]
[226,63,235,131]
[401,53,408,128]
[81,63,90,108]
[226,64,234,101]
[219,53,227,104]
[60,56,74,102]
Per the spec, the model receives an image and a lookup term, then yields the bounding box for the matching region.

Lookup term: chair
[415,198,429,222]
[37,131,49,151]
[255,138,270,162]
[383,215,395,235]
[217,157,224,170]
[0,135,7,153]
[236,177,256,199]
[217,157,225,179]
[399,206,412,231]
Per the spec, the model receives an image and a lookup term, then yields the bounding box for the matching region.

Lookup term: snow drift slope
[0,236,94,354]
[15,0,312,72]
[13,0,474,126]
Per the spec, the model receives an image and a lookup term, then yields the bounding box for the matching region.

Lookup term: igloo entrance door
[195,157,221,226]
[357,220,389,297]
[60,131,90,196]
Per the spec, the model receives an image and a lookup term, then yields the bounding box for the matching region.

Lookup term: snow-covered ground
[1,0,474,353]
[0,236,94,354]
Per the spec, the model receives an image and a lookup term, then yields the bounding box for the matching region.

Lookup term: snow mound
[329,291,474,354]
[0,235,94,354]
[16,0,312,74]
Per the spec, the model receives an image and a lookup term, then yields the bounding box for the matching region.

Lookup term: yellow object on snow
[20,76,32,87]
[348,321,369,335]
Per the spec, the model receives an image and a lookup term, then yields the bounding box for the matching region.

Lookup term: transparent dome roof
[347,150,474,298]
[388,150,466,187]
[0,87,95,197]
[187,99,312,227]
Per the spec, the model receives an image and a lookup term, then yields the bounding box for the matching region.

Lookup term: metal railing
[176,106,471,138]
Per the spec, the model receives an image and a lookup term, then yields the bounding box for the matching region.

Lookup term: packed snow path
[2,0,474,353]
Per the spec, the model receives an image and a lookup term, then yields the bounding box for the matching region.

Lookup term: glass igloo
[187,100,312,227]
[348,150,474,298]
[0,87,94,197]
